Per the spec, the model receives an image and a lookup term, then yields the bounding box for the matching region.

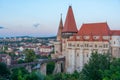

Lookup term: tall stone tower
[61,6,78,72]
[57,14,63,41]
[54,15,63,55]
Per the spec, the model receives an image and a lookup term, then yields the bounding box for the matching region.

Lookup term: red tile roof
[111,30,120,35]
[77,22,110,36]
[62,6,78,33]
[68,22,111,41]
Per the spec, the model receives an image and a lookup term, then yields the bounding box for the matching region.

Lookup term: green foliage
[11,67,29,80]
[0,62,10,79]
[47,62,55,75]
[18,59,25,64]
[81,52,110,80]
[25,71,44,80]
[45,71,80,80]
[101,58,120,80]
[17,70,25,80]
[23,49,36,62]
[11,67,45,80]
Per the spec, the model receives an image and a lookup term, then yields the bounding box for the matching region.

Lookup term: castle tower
[62,6,78,38]
[57,14,63,41]
[61,6,78,73]
[54,15,63,55]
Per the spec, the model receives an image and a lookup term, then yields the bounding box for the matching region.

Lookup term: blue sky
[0,0,120,37]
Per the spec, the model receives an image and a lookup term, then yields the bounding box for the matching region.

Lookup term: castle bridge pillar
[26,65,32,72]
[40,63,46,75]
[53,61,65,74]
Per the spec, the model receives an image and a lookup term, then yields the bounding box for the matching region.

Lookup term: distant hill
[0,36,56,40]
[38,36,56,39]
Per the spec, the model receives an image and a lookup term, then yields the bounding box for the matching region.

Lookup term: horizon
[0,0,120,37]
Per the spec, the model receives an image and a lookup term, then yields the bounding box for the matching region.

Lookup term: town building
[0,54,11,65]
[54,6,120,73]
[39,45,53,56]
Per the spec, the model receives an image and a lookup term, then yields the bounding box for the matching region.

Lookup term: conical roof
[62,6,78,33]
[57,14,63,41]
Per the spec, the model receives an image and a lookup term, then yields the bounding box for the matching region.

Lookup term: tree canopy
[23,49,36,62]
[0,62,10,79]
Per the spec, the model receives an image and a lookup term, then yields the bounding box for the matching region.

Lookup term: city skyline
[0,0,120,37]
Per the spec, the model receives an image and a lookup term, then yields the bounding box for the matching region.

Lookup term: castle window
[68,43,72,46]
[103,44,108,48]
[93,36,99,40]
[106,44,108,48]
[87,44,89,47]
[77,44,79,47]
[85,44,89,47]
[95,44,97,48]
[114,41,115,44]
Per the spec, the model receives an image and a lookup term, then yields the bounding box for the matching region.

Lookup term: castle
[54,6,120,73]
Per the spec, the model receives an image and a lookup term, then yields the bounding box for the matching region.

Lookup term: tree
[11,67,29,80]
[101,58,120,80]
[23,49,36,62]
[46,62,55,75]
[25,71,44,80]
[17,70,25,80]
[0,62,10,79]
[80,52,110,80]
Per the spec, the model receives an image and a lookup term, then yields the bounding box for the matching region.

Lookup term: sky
[0,0,120,37]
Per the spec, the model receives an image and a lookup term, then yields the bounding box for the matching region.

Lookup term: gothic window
[95,44,97,48]
[77,44,79,47]
[103,44,108,48]
[85,44,86,47]
[86,44,89,47]
[85,44,88,47]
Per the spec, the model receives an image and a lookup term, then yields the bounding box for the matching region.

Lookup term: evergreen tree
[80,52,110,80]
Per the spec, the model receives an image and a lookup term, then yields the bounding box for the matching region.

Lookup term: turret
[57,14,63,41]
[62,6,78,38]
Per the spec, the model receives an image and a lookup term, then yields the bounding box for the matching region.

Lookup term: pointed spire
[57,14,63,41]
[62,6,78,33]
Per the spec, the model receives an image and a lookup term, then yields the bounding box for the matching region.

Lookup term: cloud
[33,23,40,28]
[0,26,4,29]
